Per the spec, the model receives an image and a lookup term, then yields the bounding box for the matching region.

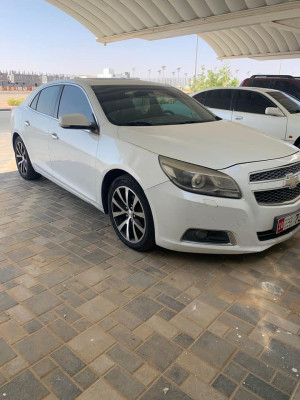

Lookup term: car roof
[192,87,281,95]
[41,78,168,87]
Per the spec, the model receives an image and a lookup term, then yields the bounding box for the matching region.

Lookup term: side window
[193,92,206,105]
[234,91,274,114]
[30,92,40,110]
[36,86,61,116]
[205,90,232,110]
[274,81,300,99]
[58,85,95,124]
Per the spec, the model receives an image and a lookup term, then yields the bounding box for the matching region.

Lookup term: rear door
[201,89,233,120]
[231,90,287,140]
[24,85,61,175]
[48,84,99,202]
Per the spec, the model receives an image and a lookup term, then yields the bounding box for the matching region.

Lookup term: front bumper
[146,154,300,254]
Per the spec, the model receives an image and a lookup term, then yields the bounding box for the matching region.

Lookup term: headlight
[159,156,242,199]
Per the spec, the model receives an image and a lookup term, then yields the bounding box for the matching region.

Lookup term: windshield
[92,85,218,126]
[268,91,300,114]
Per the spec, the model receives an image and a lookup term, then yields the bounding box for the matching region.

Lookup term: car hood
[118,120,298,170]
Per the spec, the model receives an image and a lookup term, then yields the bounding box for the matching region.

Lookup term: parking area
[0,131,299,399]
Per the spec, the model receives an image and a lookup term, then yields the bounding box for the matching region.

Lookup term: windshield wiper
[124,121,153,126]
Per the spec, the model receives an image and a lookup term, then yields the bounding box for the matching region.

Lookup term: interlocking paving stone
[136,333,181,372]
[14,328,61,364]
[33,358,57,378]
[125,295,163,321]
[272,371,296,395]
[107,344,142,372]
[212,374,237,398]
[191,331,236,369]
[224,362,246,383]
[227,302,263,326]
[43,369,82,400]
[110,324,142,350]
[24,291,61,316]
[0,291,18,312]
[243,373,289,400]
[76,295,117,323]
[105,366,145,399]
[0,265,23,283]
[234,351,275,381]
[0,370,48,400]
[74,367,98,389]
[68,325,115,363]
[233,387,262,400]
[166,364,189,385]
[127,271,157,289]
[0,337,17,367]
[48,318,77,342]
[51,345,86,376]
[140,377,193,400]
[261,338,300,378]
[174,332,195,348]
[0,134,300,400]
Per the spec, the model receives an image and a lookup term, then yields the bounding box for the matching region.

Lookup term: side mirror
[265,107,284,117]
[59,113,97,130]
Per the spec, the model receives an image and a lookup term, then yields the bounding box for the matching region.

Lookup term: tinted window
[30,92,40,110]
[234,90,274,114]
[58,85,94,124]
[36,85,61,116]
[193,92,206,105]
[92,85,216,126]
[248,79,274,89]
[205,90,232,110]
[268,91,300,114]
[274,81,300,99]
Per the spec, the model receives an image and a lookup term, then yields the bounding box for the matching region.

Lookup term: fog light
[181,229,231,244]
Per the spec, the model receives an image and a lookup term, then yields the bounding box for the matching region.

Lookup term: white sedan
[11,79,300,253]
[192,87,300,147]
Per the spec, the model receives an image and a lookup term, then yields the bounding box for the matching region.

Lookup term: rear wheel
[13,136,40,180]
[108,175,155,251]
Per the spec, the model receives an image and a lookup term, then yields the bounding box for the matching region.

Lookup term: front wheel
[13,136,40,180]
[108,175,155,251]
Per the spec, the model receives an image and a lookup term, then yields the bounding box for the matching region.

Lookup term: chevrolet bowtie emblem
[285,173,300,189]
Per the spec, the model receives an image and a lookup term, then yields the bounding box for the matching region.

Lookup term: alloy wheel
[15,140,28,175]
[111,186,146,243]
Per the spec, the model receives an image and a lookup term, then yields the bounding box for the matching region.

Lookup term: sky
[1,0,300,82]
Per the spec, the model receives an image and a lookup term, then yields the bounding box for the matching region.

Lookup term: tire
[13,136,40,180]
[108,174,155,251]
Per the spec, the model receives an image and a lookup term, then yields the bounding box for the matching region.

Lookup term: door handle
[24,121,30,127]
[51,133,59,140]
[235,116,243,120]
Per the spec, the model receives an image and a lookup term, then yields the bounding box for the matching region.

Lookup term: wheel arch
[12,132,20,145]
[101,169,128,213]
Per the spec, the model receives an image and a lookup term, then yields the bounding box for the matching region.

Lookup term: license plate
[275,210,300,234]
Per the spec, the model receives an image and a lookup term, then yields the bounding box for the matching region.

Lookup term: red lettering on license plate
[277,217,285,234]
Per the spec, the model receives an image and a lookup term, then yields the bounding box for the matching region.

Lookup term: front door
[49,84,99,202]
[232,90,287,140]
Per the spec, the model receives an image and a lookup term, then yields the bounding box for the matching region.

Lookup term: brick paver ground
[0,132,299,400]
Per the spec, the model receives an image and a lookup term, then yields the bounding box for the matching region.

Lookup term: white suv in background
[192,87,300,148]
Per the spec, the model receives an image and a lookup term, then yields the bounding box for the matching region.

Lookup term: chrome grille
[250,162,300,182]
[254,183,300,205]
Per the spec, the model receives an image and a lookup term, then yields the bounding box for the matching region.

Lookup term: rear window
[204,89,232,110]
[36,85,61,117]
[247,79,274,89]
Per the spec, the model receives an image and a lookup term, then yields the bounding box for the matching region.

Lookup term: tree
[189,63,239,92]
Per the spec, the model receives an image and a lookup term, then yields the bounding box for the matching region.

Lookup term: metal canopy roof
[46,0,300,60]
